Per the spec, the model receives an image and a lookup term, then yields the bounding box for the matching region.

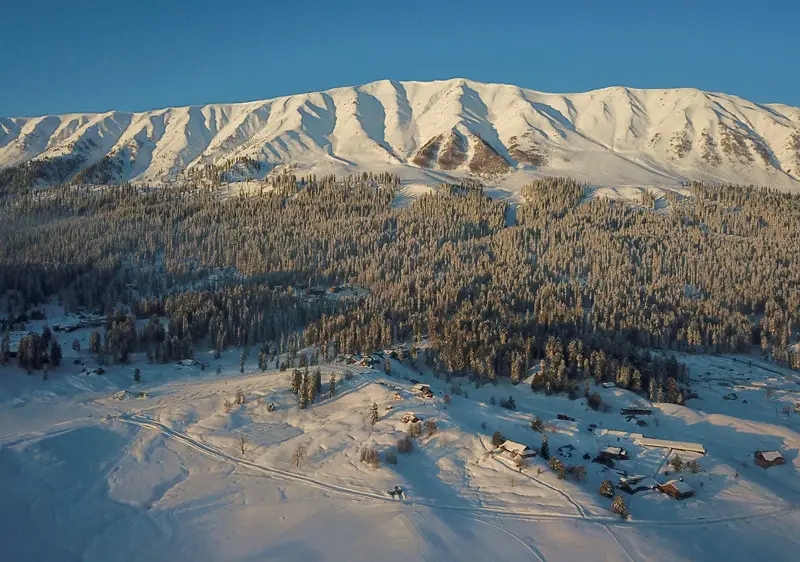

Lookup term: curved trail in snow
[467,516,546,561]
[114,413,800,530]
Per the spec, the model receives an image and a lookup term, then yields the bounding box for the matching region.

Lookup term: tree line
[1,173,798,405]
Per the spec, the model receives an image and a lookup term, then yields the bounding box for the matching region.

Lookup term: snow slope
[3,79,800,190]
[2,310,800,561]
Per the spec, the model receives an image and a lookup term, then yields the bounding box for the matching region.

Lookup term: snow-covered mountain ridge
[2,78,800,190]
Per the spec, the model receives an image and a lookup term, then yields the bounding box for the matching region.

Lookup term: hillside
[2,311,799,561]
[2,79,800,190]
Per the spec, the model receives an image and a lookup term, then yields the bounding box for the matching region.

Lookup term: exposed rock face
[468,135,510,177]
[438,130,468,170]
[412,135,442,168]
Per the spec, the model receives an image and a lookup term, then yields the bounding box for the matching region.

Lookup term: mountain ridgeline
[2,79,800,193]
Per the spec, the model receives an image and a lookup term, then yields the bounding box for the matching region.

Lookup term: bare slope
[2,79,800,190]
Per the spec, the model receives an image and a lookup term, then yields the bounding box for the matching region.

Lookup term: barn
[635,437,706,455]
[754,450,785,468]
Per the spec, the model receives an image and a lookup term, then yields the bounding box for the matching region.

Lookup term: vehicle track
[114,413,799,528]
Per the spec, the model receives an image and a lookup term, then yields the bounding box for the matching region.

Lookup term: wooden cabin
[499,440,537,459]
[754,450,785,468]
[412,383,433,398]
[658,479,695,500]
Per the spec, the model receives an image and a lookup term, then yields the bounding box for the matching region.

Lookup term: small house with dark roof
[658,479,695,500]
[498,440,537,459]
[754,450,785,469]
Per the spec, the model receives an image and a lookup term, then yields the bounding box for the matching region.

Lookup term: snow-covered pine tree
[1,331,10,366]
[49,340,62,367]
[313,368,322,394]
[306,371,317,403]
[511,353,524,385]
[291,369,301,394]
[89,331,101,354]
[541,435,550,460]
[610,495,629,519]
[299,374,308,409]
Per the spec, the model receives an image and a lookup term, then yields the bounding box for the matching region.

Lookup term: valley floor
[2,334,800,561]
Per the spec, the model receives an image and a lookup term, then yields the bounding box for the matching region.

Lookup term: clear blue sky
[1,0,797,116]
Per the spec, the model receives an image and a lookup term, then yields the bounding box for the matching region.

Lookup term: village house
[754,450,785,468]
[412,383,433,398]
[618,475,657,494]
[594,428,644,440]
[600,446,629,461]
[498,440,537,459]
[620,407,652,416]
[658,479,695,500]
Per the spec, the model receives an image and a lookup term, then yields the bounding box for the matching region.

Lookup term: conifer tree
[610,495,629,519]
[1,331,10,366]
[49,340,62,368]
[511,353,524,385]
[89,331,101,354]
[313,367,322,395]
[299,374,308,409]
[306,371,317,403]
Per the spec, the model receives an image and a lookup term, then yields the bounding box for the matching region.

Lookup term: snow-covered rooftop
[664,480,694,495]
[757,451,784,463]
[636,437,706,454]
[594,429,644,440]
[602,446,626,456]
[500,440,531,454]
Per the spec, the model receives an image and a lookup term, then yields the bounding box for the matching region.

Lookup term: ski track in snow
[113,412,800,530]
